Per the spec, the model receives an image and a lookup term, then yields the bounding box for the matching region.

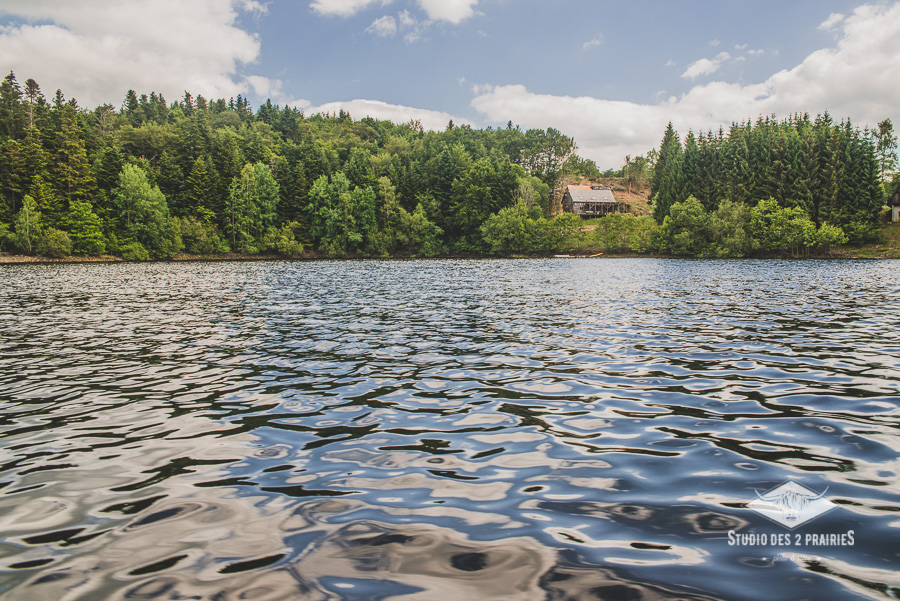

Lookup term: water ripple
[0,258,898,600]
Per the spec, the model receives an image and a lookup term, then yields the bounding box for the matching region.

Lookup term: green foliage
[875,118,897,183]
[814,222,848,250]
[649,115,883,240]
[262,222,304,256]
[0,73,875,259]
[448,157,518,237]
[65,200,106,255]
[307,171,376,256]
[622,154,653,194]
[0,222,11,250]
[654,196,709,256]
[395,203,443,256]
[520,127,576,189]
[36,227,72,258]
[12,194,41,253]
[28,174,61,229]
[480,200,583,255]
[224,162,279,253]
[750,198,804,254]
[52,105,96,206]
[592,213,658,253]
[565,154,601,181]
[708,199,755,257]
[119,240,149,261]
[480,201,535,255]
[651,122,683,222]
[112,163,179,257]
[177,216,229,255]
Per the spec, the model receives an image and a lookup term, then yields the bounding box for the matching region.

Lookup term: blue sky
[0,0,897,168]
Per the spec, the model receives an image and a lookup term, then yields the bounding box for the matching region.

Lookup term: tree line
[0,71,600,259]
[1,69,892,260]
[650,114,892,247]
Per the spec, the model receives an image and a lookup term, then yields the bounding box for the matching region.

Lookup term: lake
[0,258,898,601]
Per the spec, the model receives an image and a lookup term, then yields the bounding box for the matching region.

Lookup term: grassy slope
[842,222,900,258]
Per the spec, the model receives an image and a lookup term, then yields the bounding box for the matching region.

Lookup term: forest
[0,71,594,260]
[0,70,894,260]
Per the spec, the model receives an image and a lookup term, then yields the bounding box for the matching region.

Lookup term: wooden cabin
[890,186,900,223]
[562,184,624,217]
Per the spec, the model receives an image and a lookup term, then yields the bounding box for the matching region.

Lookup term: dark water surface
[1,258,898,601]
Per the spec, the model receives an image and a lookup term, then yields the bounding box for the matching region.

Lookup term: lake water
[0,258,898,601]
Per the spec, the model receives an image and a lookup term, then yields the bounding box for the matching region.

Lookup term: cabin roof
[890,185,900,205]
[566,184,617,204]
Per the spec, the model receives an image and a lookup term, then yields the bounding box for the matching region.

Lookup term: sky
[0,0,898,169]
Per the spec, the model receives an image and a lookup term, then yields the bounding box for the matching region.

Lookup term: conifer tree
[52,105,95,208]
[186,155,218,218]
[23,78,42,129]
[651,122,682,222]
[29,174,61,229]
[875,118,897,183]
[0,139,24,218]
[0,71,24,140]
[681,131,699,204]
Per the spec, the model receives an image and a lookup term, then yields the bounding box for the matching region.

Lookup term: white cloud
[416,0,479,24]
[367,15,398,37]
[305,98,471,130]
[583,34,603,50]
[819,12,845,30]
[682,52,731,79]
[396,9,426,42]
[246,75,283,99]
[471,3,900,169]
[399,9,417,27]
[0,0,276,107]
[310,0,477,24]
[310,0,388,17]
[709,39,720,47]
[285,98,312,110]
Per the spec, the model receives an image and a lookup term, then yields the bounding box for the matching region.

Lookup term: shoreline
[1,250,893,265]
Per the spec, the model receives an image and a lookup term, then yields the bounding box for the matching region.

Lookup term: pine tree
[681,130,699,205]
[156,151,186,215]
[651,123,683,222]
[0,139,24,218]
[275,158,308,225]
[726,125,751,205]
[820,124,845,226]
[795,128,818,222]
[875,118,898,183]
[52,105,95,209]
[29,174,62,229]
[23,78,43,129]
[186,155,218,218]
[0,71,24,140]
[123,89,142,126]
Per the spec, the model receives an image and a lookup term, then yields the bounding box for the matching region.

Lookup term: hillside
[564,176,652,216]
[600,178,652,215]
